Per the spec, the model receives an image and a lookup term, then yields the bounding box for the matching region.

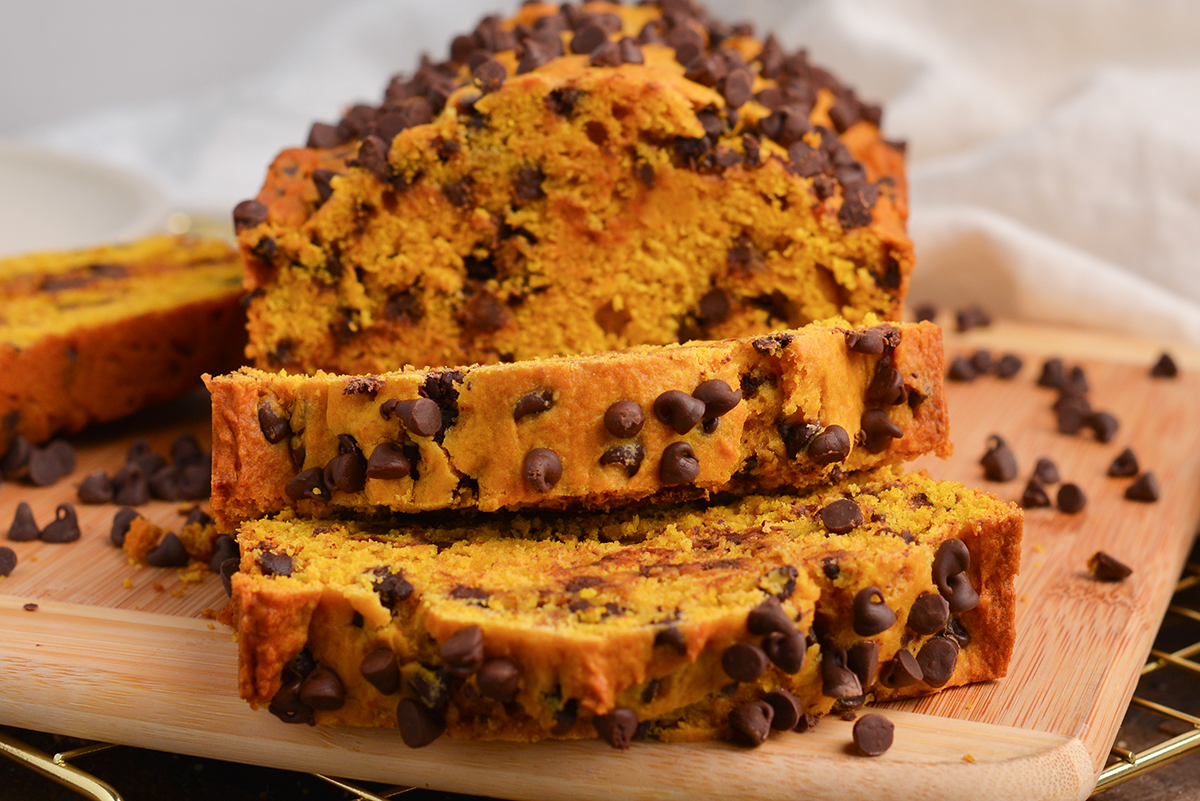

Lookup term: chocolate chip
[343,376,384,399]
[846,328,885,354]
[848,641,880,690]
[1108,448,1139,477]
[692,379,742,419]
[917,637,959,687]
[177,462,210,501]
[654,390,706,434]
[355,135,392,182]
[906,592,951,635]
[477,657,520,702]
[397,699,445,747]
[654,625,687,654]
[220,559,238,597]
[618,36,644,65]
[980,435,1018,481]
[361,648,400,695]
[143,531,188,567]
[258,404,291,444]
[879,650,923,688]
[472,57,507,93]
[819,498,862,533]
[722,642,768,682]
[821,645,863,698]
[1020,480,1051,508]
[838,181,878,230]
[1036,357,1065,388]
[722,68,754,109]
[551,699,578,735]
[372,568,414,610]
[762,689,802,730]
[441,625,484,677]
[604,400,645,438]
[38,503,80,544]
[955,306,991,332]
[312,168,338,202]
[257,550,293,577]
[112,465,150,506]
[763,630,806,674]
[659,442,699,486]
[867,365,906,406]
[933,539,970,595]
[747,596,794,635]
[307,122,345,149]
[781,420,821,459]
[109,507,139,547]
[170,433,204,467]
[1088,551,1133,582]
[594,709,638,750]
[209,534,239,574]
[285,467,330,502]
[381,397,443,438]
[77,471,114,503]
[518,37,558,74]
[1056,400,1090,435]
[233,199,269,232]
[853,713,894,756]
[1125,472,1161,502]
[325,450,367,494]
[298,666,346,711]
[524,448,562,493]
[1150,353,1178,378]
[0,434,32,479]
[995,354,1023,378]
[599,444,644,477]
[861,409,903,453]
[728,701,774,747]
[853,586,897,636]
[268,677,313,725]
[589,40,622,67]
[807,425,851,465]
[29,442,74,486]
[514,390,553,421]
[947,356,977,382]
[0,543,17,579]
[366,442,411,480]
[1057,483,1087,514]
[1033,457,1060,485]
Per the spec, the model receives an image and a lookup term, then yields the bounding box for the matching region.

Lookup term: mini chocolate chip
[654,390,706,434]
[361,648,401,695]
[617,36,644,64]
[867,366,906,405]
[846,328,885,355]
[821,645,863,699]
[980,435,1018,481]
[722,68,754,108]
[1125,472,1161,502]
[604,400,645,438]
[916,637,959,687]
[907,593,950,635]
[382,398,443,438]
[524,448,562,493]
[109,507,139,547]
[747,596,794,635]
[571,22,609,55]
[145,531,189,566]
[1085,411,1119,443]
[819,498,862,533]
[325,451,367,494]
[397,699,446,747]
[40,503,80,544]
[932,539,971,596]
[848,641,881,690]
[177,463,210,501]
[659,442,699,485]
[1033,457,1060,485]
[599,444,645,477]
[1066,365,1089,395]
[77,471,114,503]
[143,464,180,500]
[1056,402,1089,435]
[268,677,313,724]
[594,708,638,750]
[299,666,346,710]
[514,390,553,421]
[28,442,74,486]
[853,586,897,636]
[589,40,622,67]
[258,550,293,577]
[233,199,269,232]
[170,433,204,467]
[366,443,411,480]
[762,689,802,730]
[728,701,774,747]
[220,558,238,597]
[693,379,742,419]
[955,306,991,332]
[1057,483,1087,513]
[722,642,769,682]
[258,404,291,444]
[0,545,16,577]
[763,630,806,674]
[1108,448,1140,477]
[969,350,992,374]
[946,572,979,615]
[879,650,924,688]
[477,657,520,702]
[861,409,903,453]
[209,534,239,574]
[947,356,977,382]
[1088,551,1133,581]
[782,420,821,459]
[441,624,484,677]
[285,467,330,502]
[1150,353,1179,378]
[518,37,558,73]
[808,425,851,465]
[853,713,894,756]
[1020,480,1051,508]
[654,625,687,654]
[995,354,1023,378]
[1037,357,1065,388]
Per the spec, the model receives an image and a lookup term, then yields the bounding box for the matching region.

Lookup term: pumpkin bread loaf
[207,320,949,531]
[234,0,912,374]
[228,469,1021,747]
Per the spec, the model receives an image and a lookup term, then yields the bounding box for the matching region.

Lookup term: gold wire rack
[3,561,1199,801]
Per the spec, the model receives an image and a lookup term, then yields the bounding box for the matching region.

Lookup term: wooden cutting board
[1,321,1197,801]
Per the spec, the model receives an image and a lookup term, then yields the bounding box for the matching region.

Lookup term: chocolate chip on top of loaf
[233,0,912,374]
[206,320,950,530]
[227,469,1021,747]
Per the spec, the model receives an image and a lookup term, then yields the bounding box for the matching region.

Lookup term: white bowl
[0,141,169,258]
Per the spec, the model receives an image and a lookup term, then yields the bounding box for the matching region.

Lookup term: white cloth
[23,0,1200,344]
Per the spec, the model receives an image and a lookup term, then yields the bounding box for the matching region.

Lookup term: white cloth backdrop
[24,0,1200,344]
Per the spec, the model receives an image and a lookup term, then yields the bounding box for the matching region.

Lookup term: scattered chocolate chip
[995,354,1023,379]
[1037,358,1065,388]
[853,714,894,757]
[604,400,645,438]
[1125,472,1161,502]
[594,709,638,750]
[28,441,75,486]
[747,596,794,635]
[1108,448,1140,477]
[1057,483,1087,514]
[382,397,443,438]
[1033,457,1060,485]
[654,390,706,434]
[109,507,139,547]
[914,303,937,323]
[233,199,269,232]
[257,550,293,577]
[1056,402,1089,435]
[285,468,330,502]
[853,587,897,636]
[366,443,411,480]
[821,645,863,699]
[39,503,80,544]
[916,637,959,687]
[0,546,16,577]
[220,559,238,597]
[728,701,774,747]
[722,642,769,682]
[979,435,1018,482]
[907,593,950,635]
[0,435,32,480]
[763,630,806,674]
[955,306,991,332]
[298,666,346,710]
[360,648,401,695]
[848,641,880,690]
[477,657,520,702]
[397,699,445,747]
[1088,551,1133,582]
[268,677,313,725]
[372,568,414,610]
[654,625,687,654]
[967,350,992,374]
[524,447,563,493]
[1085,411,1119,443]
[441,625,484,677]
[806,425,851,466]
[659,442,699,486]
[514,390,553,421]
[861,409,903,453]
[599,444,645,477]
[819,498,862,534]
[144,531,188,567]
[1020,480,1051,508]
[258,404,291,444]
[177,462,210,500]
[692,379,742,419]
[209,534,239,574]
[762,689,803,731]
[879,650,924,688]
[1150,353,1178,378]
[77,471,114,503]
[946,356,977,382]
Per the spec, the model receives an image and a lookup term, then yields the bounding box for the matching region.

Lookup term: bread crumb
[1019,594,1029,603]
[200,607,217,619]
[29,555,38,562]
[172,589,185,598]
[963,753,977,763]
[122,577,134,589]
[1032,543,1045,553]
[152,582,165,593]
[207,622,216,630]
[1033,561,1043,569]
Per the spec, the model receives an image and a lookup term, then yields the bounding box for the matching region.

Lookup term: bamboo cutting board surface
[1,321,1198,801]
